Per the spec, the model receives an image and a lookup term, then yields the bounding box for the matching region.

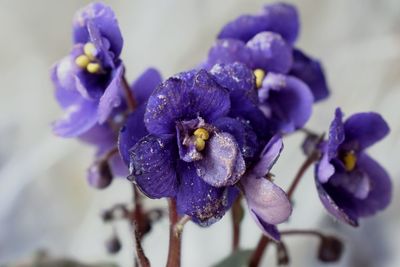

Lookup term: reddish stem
[166,199,182,267]
[231,196,243,252]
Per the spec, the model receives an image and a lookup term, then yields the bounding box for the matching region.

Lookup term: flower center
[75,42,103,74]
[253,69,265,89]
[193,128,210,151]
[342,151,357,172]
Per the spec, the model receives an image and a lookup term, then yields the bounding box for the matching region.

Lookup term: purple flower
[241,135,292,241]
[315,108,391,226]
[51,2,126,137]
[211,2,329,102]
[124,67,261,225]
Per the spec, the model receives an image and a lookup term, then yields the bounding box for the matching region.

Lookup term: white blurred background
[0,0,400,266]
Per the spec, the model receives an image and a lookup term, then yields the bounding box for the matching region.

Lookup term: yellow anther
[193,128,210,140]
[195,138,206,151]
[343,151,357,172]
[75,55,90,68]
[84,42,97,61]
[254,69,265,89]
[86,63,101,74]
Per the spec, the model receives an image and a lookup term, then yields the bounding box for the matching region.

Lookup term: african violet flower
[241,135,292,241]
[216,2,329,102]
[315,108,391,226]
[124,65,265,225]
[51,2,126,137]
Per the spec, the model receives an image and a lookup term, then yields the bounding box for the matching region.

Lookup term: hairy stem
[231,195,243,252]
[166,199,182,267]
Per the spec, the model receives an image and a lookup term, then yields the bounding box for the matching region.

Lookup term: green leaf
[212,249,253,267]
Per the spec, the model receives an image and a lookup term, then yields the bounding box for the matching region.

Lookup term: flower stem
[231,195,243,252]
[166,199,182,267]
[248,149,320,267]
[122,75,137,112]
[132,185,150,267]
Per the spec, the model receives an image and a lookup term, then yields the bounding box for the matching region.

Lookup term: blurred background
[1,0,400,266]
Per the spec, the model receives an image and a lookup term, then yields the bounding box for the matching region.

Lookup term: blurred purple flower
[315,108,391,226]
[51,2,125,137]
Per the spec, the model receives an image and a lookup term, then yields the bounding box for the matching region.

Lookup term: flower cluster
[51,1,392,265]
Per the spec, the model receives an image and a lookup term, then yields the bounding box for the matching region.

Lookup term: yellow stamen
[84,42,97,61]
[87,63,101,74]
[75,55,90,68]
[343,151,357,172]
[193,128,210,140]
[195,138,206,151]
[254,69,265,89]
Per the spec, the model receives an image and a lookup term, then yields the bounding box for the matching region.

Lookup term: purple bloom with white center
[241,135,292,241]
[123,66,262,225]
[211,2,329,103]
[51,2,126,137]
[315,108,391,226]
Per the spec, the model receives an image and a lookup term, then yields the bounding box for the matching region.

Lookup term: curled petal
[205,39,252,71]
[176,162,239,226]
[343,112,390,151]
[97,65,124,123]
[290,49,329,102]
[251,210,281,241]
[259,73,313,133]
[52,99,98,137]
[195,132,245,187]
[247,32,293,73]
[242,173,292,226]
[73,2,123,57]
[129,135,178,198]
[252,135,283,177]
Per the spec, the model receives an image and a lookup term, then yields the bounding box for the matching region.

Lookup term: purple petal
[210,62,257,104]
[315,173,359,226]
[327,108,345,159]
[246,32,293,73]
[129,135,178,198]
[52,99,98,137]
[97,65,124,123]
[289,49,329,102]
[351,153,392,217]
[145,70,230,136]
[329,170,371,200]
[205,39,252,70]
[252,135,283,177]
[131,68,162,105]
[195,132,245,187]
[242,173,292,225]
[176,162,239,226]
[118,104,148,166]
[259,73,313,133]
[218,3,299,44]
[316,144,336,184]
[343,112,390,151]
[251,210,281,241]
[176,118,204,162]
[213,117,259,161]
[73,2,123,57]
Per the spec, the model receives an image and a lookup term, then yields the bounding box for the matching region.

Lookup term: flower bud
[105,234,122,254]
[318,235,344,262]
[276,242,290,265]
[87,160,113,189]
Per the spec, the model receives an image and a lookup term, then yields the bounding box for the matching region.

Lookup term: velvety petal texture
[315,108,391,226]
[129,135,178,198]
[259,73,313,133]
[289,49,329,102]
[177,162,239,226]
